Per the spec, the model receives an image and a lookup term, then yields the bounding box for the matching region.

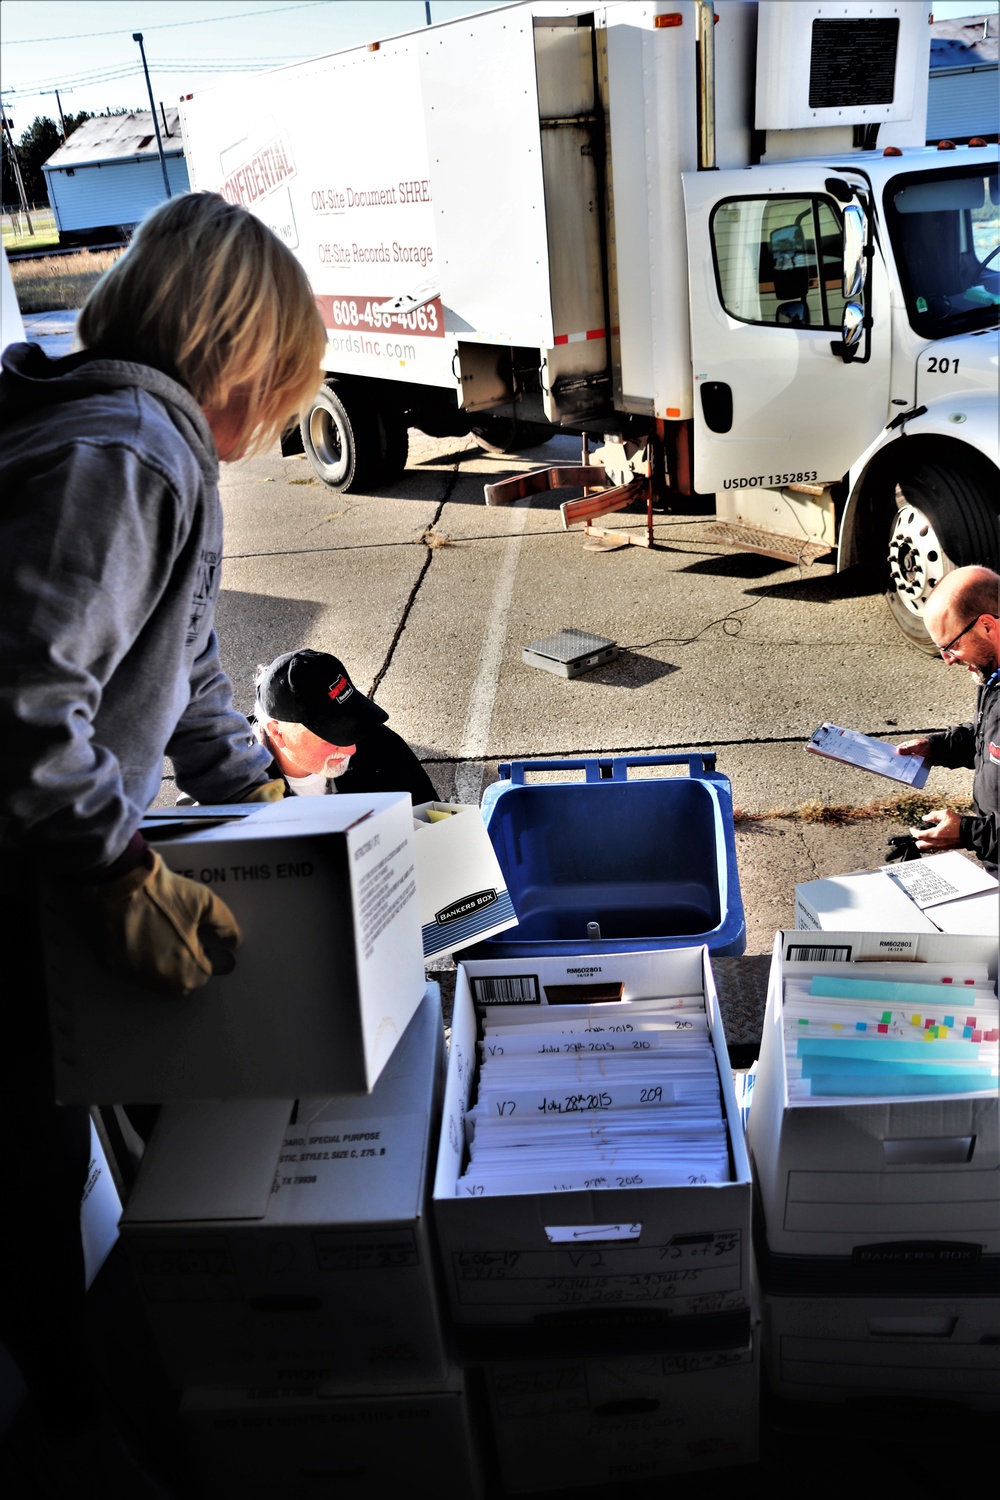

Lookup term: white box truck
[178,1,998,649]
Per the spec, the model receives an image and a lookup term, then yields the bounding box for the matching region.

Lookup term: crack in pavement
[366,467,460,698]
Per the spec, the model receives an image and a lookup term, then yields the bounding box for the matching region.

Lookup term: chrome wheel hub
[887,505,945,618]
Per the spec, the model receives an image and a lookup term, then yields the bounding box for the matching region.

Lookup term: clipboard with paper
[805,722,930,788]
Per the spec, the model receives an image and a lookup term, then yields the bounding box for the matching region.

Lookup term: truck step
[698,520,833,566]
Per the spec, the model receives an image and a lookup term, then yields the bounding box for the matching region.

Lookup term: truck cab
[684,146,998,651]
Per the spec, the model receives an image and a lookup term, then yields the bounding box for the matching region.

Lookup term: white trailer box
[483,1337,759,1490]
[41,795,425,1102]
[121,988,448,1393]
[762,1290,1000,1410]
[747,931,1000,1261]
[432,948,752,1333]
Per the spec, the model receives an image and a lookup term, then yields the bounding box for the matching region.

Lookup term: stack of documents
[805,722,929,787]
[456,996,731,1196]
[782,964,999,1102]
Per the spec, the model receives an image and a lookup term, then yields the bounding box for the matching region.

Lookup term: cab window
[710,196,847,330]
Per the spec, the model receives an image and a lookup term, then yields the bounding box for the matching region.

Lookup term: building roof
[44,109,184,170]
[929,12,998,70]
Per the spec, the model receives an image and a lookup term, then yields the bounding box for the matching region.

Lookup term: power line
[8,57,313,99]
[5,2,333,45]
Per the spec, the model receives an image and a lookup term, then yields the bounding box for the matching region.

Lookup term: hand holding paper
[806,723,929,787]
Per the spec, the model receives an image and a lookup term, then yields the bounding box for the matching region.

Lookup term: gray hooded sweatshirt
[0,343,271,877]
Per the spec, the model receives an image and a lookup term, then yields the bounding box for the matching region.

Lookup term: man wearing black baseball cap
[253,649,437,803]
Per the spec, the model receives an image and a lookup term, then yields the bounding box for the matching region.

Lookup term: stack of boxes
[747,929,1000,1413]
[122,988,482,1497]
[49,754,1000,1487]
[43,795,482,1496]
[432,948,759,1490]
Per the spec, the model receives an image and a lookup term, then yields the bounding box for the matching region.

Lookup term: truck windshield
[885,164,999,339]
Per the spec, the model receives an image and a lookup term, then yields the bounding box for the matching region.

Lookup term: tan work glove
[240,779,285,803]
[83,849,242,996]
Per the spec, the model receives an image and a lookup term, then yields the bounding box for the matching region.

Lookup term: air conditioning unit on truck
[178,0,999,651]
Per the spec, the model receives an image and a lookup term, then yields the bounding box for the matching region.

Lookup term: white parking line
[455,496,532,805]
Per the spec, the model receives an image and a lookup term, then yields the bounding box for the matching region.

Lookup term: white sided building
[928,12,998,144]
[42,109,190,245]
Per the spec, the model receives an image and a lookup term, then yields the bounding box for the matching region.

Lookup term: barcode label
[472,974,540,1005]
[785,944,853,963]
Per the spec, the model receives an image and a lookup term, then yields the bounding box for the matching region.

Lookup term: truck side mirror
[838,301,864,362]
[842,204,865,300]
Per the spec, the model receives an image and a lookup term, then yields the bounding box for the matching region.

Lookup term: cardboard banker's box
[121,988,449,1393]
[42,795,425,1102]
[795,855,998,937]
[433,948,752,1331]
[181,1373,481,1500]
[484,1337,759,1490]
[413,801,518,961]
[762,1289,1000,1410]
[747,930,1000,1260]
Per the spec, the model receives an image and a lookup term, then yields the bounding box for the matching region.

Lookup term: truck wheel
[300,385,378,492]
[376,406,409,487]
[885,461,999,653]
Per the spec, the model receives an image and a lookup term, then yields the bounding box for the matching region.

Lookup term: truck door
[682,166,891,494]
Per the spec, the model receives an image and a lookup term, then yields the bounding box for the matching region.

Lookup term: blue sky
[1,1,994,125]
[0,1,503,120]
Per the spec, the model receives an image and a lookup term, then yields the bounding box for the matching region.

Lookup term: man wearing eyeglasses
[895,565,999,874]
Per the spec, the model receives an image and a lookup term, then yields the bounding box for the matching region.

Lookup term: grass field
[2,207,59,252]
[9,248,122,313]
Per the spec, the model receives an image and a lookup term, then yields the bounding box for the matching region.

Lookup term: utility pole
[132,32,172,200]
[0,106,34,234]
[40,88,71,140]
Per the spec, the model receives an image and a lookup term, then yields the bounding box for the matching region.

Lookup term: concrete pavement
[206,427,980,956]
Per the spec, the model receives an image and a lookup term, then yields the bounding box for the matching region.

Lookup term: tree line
[3,109,138,206]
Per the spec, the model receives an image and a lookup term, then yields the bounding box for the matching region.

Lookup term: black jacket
[270,725,438,805]
[925,672,999,874]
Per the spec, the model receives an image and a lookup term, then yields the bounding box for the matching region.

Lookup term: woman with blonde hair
[0,192,323,1491]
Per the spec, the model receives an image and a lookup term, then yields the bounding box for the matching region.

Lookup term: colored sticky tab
[966,1017,977,1027]
[963,1026,974,1038]
[856,1022,867,1031]
[944,1016,955,1028]
[797,1039,977,1062]
[810,1071,996,1098]
[912,1015,921,1027]
[877,1023,888,1033]
[881,1011,892,1024]
[972,1031,983,1043]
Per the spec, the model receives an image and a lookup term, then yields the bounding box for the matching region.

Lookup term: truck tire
[377,405,409,487]
[885,460,999,653]
[300,384,379,492]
